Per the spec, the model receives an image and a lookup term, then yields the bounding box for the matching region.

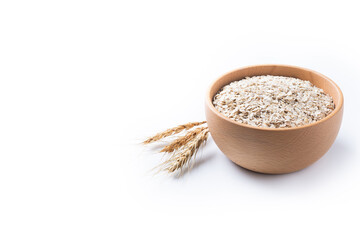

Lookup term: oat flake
[212,75,335,128]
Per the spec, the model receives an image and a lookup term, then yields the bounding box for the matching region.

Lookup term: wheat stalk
[159,127,210,174]
[143,121,206,144]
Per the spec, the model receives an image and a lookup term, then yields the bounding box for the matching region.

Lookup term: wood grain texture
[205,65,344,174]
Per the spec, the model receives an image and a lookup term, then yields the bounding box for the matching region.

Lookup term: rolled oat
[212,75,335,128]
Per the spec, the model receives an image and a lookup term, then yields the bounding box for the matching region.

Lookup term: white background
[0,0,359,239]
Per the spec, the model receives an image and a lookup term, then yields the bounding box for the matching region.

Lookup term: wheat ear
[159,127,209,173]
[160,127,207,153]
[143,121,206,144]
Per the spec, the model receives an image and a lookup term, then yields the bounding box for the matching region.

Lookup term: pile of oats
[213,75,335,128]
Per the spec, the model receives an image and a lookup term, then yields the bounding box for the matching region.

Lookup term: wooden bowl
[205,65,344,174]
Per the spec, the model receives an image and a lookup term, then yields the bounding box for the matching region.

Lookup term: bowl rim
[206,64,344,132]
